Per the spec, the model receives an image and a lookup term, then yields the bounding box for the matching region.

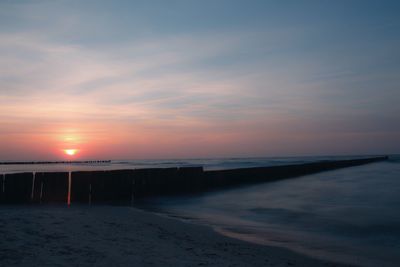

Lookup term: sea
[1,155,399,266]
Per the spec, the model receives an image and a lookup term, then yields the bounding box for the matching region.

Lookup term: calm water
[136,155,400,267]
[1,155,398,266]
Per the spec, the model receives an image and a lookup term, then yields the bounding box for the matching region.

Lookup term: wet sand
[0,205,351,267]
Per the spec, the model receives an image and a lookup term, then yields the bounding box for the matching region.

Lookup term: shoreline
[0,205,352,267]
[135,203,361,267]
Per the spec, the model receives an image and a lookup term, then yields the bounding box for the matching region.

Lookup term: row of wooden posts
[0,156,388,205]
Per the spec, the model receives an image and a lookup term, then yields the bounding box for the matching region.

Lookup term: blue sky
[0,1,399,160]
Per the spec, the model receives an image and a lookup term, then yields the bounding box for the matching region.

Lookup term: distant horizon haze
[0,153,395,163]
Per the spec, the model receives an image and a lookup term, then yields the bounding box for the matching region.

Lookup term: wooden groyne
[0,156,388,205]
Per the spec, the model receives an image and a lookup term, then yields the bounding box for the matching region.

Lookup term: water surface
[138,156,400,267]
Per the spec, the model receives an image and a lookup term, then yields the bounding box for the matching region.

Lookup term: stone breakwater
[0,156,388,205]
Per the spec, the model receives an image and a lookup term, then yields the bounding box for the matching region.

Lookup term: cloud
[0,1,399,159]
[0,30,294,124]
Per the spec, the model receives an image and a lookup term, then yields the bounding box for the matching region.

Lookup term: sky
[0,0,399,160]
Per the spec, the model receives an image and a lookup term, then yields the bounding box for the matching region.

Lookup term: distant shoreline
[0,160,111,165]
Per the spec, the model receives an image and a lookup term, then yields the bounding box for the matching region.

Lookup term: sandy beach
[0,205,351,267]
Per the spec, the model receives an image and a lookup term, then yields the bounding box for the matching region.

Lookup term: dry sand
[0,205,351,267]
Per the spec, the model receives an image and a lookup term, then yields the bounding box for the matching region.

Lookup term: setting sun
[64,149,77,156]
